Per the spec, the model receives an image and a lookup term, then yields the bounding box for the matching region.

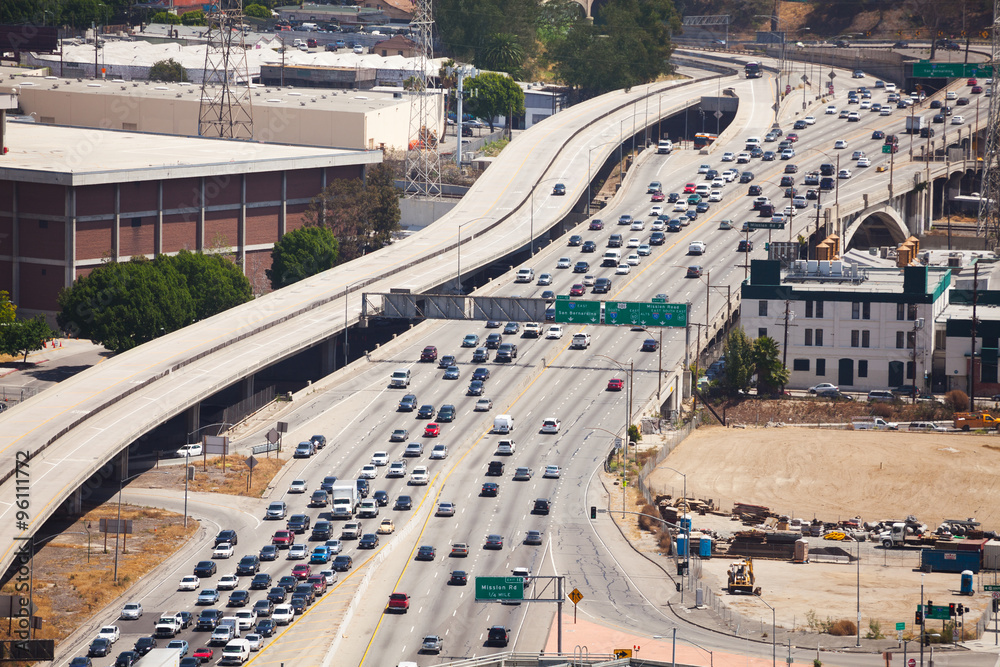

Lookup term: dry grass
[0,506,198,655]
[828,619,858,636]
[638,504,660,532]
[139,455,285,498]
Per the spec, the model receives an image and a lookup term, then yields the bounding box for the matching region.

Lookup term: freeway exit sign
[604,301,687,328]
[747,221,786,230]
[918,604,951,621]
[985,585,1000,591]
[475,577,524,601]
[913,62,993,78]
[554,299,601,324]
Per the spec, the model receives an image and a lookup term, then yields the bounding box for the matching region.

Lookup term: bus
[693,133,718,149]
[745,62,763,79]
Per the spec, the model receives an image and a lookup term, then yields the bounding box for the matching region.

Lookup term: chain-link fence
[0,385,39,407]
[636,417,700,506]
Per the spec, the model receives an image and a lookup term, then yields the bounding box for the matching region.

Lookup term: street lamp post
[756,596,777,667]
[596,354,634,466]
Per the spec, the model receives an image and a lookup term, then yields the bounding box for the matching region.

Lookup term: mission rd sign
[475,577,525,601]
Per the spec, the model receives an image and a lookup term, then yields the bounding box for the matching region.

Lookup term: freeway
[0,60,736,583]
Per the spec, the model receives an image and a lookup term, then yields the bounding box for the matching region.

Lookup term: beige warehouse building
[12,76,444,151]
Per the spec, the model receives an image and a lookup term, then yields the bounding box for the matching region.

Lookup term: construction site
[637,426,1000,640]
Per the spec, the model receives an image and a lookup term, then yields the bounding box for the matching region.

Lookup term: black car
[747,185,762,196]
[581,240,597,253]
[267,586,287,603]
[485,333,502,349]
[115,652,140,667]
[69,659,93,667]
[481,482,500,497]
[438,354,456,369]
[416,546,437,560]
[650,231,666,245]
[920,127,936,138]
[193,560,217,578]
[287,514,311,533]
[930,99,943,109]
[290,597,308,614]
[89,639,113,658]
[436,404,456,422]
[740,171,755,183]
[228,590,250,607]
[236,555,260,576]
[310,434,327,450]
[332,555,353,571]
[666,220,682,232]
[532,498,551,515]
[398,394,418,411]
[416,404,435,419]
[256,618,278,637]
[779,175,794,187]
[373,490,389,506]
[487,626,510,647]
[472,367,491,381]
[487,460,505,476]
[641,338,658,352]
[738,239,754,252]
[568,234,582,246]
[133,637,157,656]
[667,192,680,203]
[214,530,238,547]
[467,380,485,396]
[762,150,776,161]
[359,533,380,549]
[449,570,468,585]
[573,261,590,273]
[196,609,222,630]
[253,600,275,619]
[793,119,807,129]
[311,520,333,541]
[250,572,272,589]
[277,575,298,592]
[552,183,566,195]
[395,495,412,510]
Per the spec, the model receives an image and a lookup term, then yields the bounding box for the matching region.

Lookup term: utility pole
[970,263,979,410]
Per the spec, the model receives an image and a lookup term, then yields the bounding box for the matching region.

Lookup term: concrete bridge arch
[842,204,910,250]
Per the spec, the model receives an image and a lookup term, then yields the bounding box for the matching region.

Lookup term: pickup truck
[954,411,1000,430]
[851,417,898,430]
[387,593,410,613]
[340,522,363,540]
[154,615,183,637]
[523,323,541,338]
[515,268,534,283]
[571,333,591,349]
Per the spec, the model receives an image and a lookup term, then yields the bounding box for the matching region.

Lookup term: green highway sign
[604,301,687,328]
[475,577,525,601]
[896,622,906,631]
[913,62,993,78]
[985,585,1000,591]
[747,221,786,230]
[554,299,601,324]
[919,604,951,621]
[882,145,892,154]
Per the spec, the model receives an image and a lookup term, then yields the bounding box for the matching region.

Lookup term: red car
[683,183,697,194]
[292,564,312,580]
[589,219,604,231]
[272,530,294,548]
[786,133,799,142]
[968,78,978,86]
[569,284,585,296]
[972,85,984,94]
[193,647,214,663]
[650,191,665,202]
[423,423,440,437]
[607,378,624,391]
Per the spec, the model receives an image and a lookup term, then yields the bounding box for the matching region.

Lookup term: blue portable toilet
[961,570,974,596]
[680,514,692,533]
[699,534,713,559]
[676,533,688,559]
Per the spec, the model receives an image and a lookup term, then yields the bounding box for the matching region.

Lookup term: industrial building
[0,120,381,318]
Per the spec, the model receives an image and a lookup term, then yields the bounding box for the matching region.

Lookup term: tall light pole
[596,354,634,465]
[856,538,862,647]
[757,596,777,667]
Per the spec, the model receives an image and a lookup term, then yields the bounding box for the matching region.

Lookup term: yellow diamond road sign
[568,588,583,605]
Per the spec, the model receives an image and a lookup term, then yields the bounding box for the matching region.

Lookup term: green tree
[149,58,189,82]
[57,256,195,353]
[0,315,55,363]
[465,72,525,132]
[536,0,586,43]
[61,0,103,29]
[244,3,272,19]
[752,336,790,396]
[0,290,15,325]
[304,164,401,262]
[150,10,181,25]
[180,9,206,25]
[170,250,252,321]
[474,33,525,76]
[549,0,679,97]
[267,226,340,290]
[721,327,755,395]
[434,0,539,74]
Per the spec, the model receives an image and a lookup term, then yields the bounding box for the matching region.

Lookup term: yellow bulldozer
[727,557,761,595]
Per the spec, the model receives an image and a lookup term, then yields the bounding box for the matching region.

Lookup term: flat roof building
[0,120,381,318]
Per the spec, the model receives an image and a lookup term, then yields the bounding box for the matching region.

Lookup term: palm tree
[475,33,524,77]
[752,336,789,397]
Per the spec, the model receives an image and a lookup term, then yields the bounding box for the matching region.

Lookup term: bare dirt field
[641,426,1000,636]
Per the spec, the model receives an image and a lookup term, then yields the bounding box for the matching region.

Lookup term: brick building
[0,121,381,318]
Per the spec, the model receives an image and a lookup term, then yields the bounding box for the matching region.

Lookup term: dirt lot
[642,425,1000,635]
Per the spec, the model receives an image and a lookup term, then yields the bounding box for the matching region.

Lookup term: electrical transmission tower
[198,0,253,139]
[404,0,442,198]
[978,2,1000,246]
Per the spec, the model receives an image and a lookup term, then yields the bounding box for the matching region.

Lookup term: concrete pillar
[117,448,130,482]
[155,180,163,256]
[240,376,254,401]
[11,182,19,306]
[320,338,336,377]
[66,187,77,296]
[113,182,121,261]
[67,487,83,515]
[186,402,201,443]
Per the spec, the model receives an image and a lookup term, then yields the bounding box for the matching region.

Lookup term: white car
[583,274,596,285]
[213,543,235,559]
[780,148,795,159]
[711,177,725,188]
[649,205,663,217]
[885,82,897,93]
[273,605,294,625]
[736,152,752,163]
[120,603,144,619]
[847,112,860,122]
[838,168,852,179]
[880,107,892,116]
[541,418,561,433]
[474,398,493,411]
[688,241,706,255]
[430,444,448,459]
[246,634,262,651]
[177,576,200,591]
[804,115,816,125]
[626,253,640,266]
[825,105,837,114]
[371,451,389,466]
[628,220,644,234]
[235,610,257,630]
[616,263,631,274]
[834,139,848,149]
[723,169,738,182]
[672,201,688,212]
[543,465,561,478]
[651,219,665,231]
[859,99,872,109]
[857,157,871,167]
[809,383,838,394]
[288,480,307,494]
[409,466,430,485]
[556,257,572,269]
[708,190,723,202]
[387,460,407,477]
[97,626,120,644]
[359,464,378,479]
[627,237,640,248]
[353,44,364,54]
[637,244,652,256]
[697,164,711,173]
[287,544,308,560]
[545,325,564,339]
[175,443,202,458]
[721,151,735,162]
[952,115,965,125]
[218,574,239,590]
[537,273,553,286]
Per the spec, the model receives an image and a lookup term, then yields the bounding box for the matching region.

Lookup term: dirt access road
[645,426,1000,634]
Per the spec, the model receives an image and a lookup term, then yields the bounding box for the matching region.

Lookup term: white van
[602,250,621,267]
[493,414,514,434]
[745,137,761,150]
[657,139,673,154]
[389,368,411,388]
[220,639,252,665]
